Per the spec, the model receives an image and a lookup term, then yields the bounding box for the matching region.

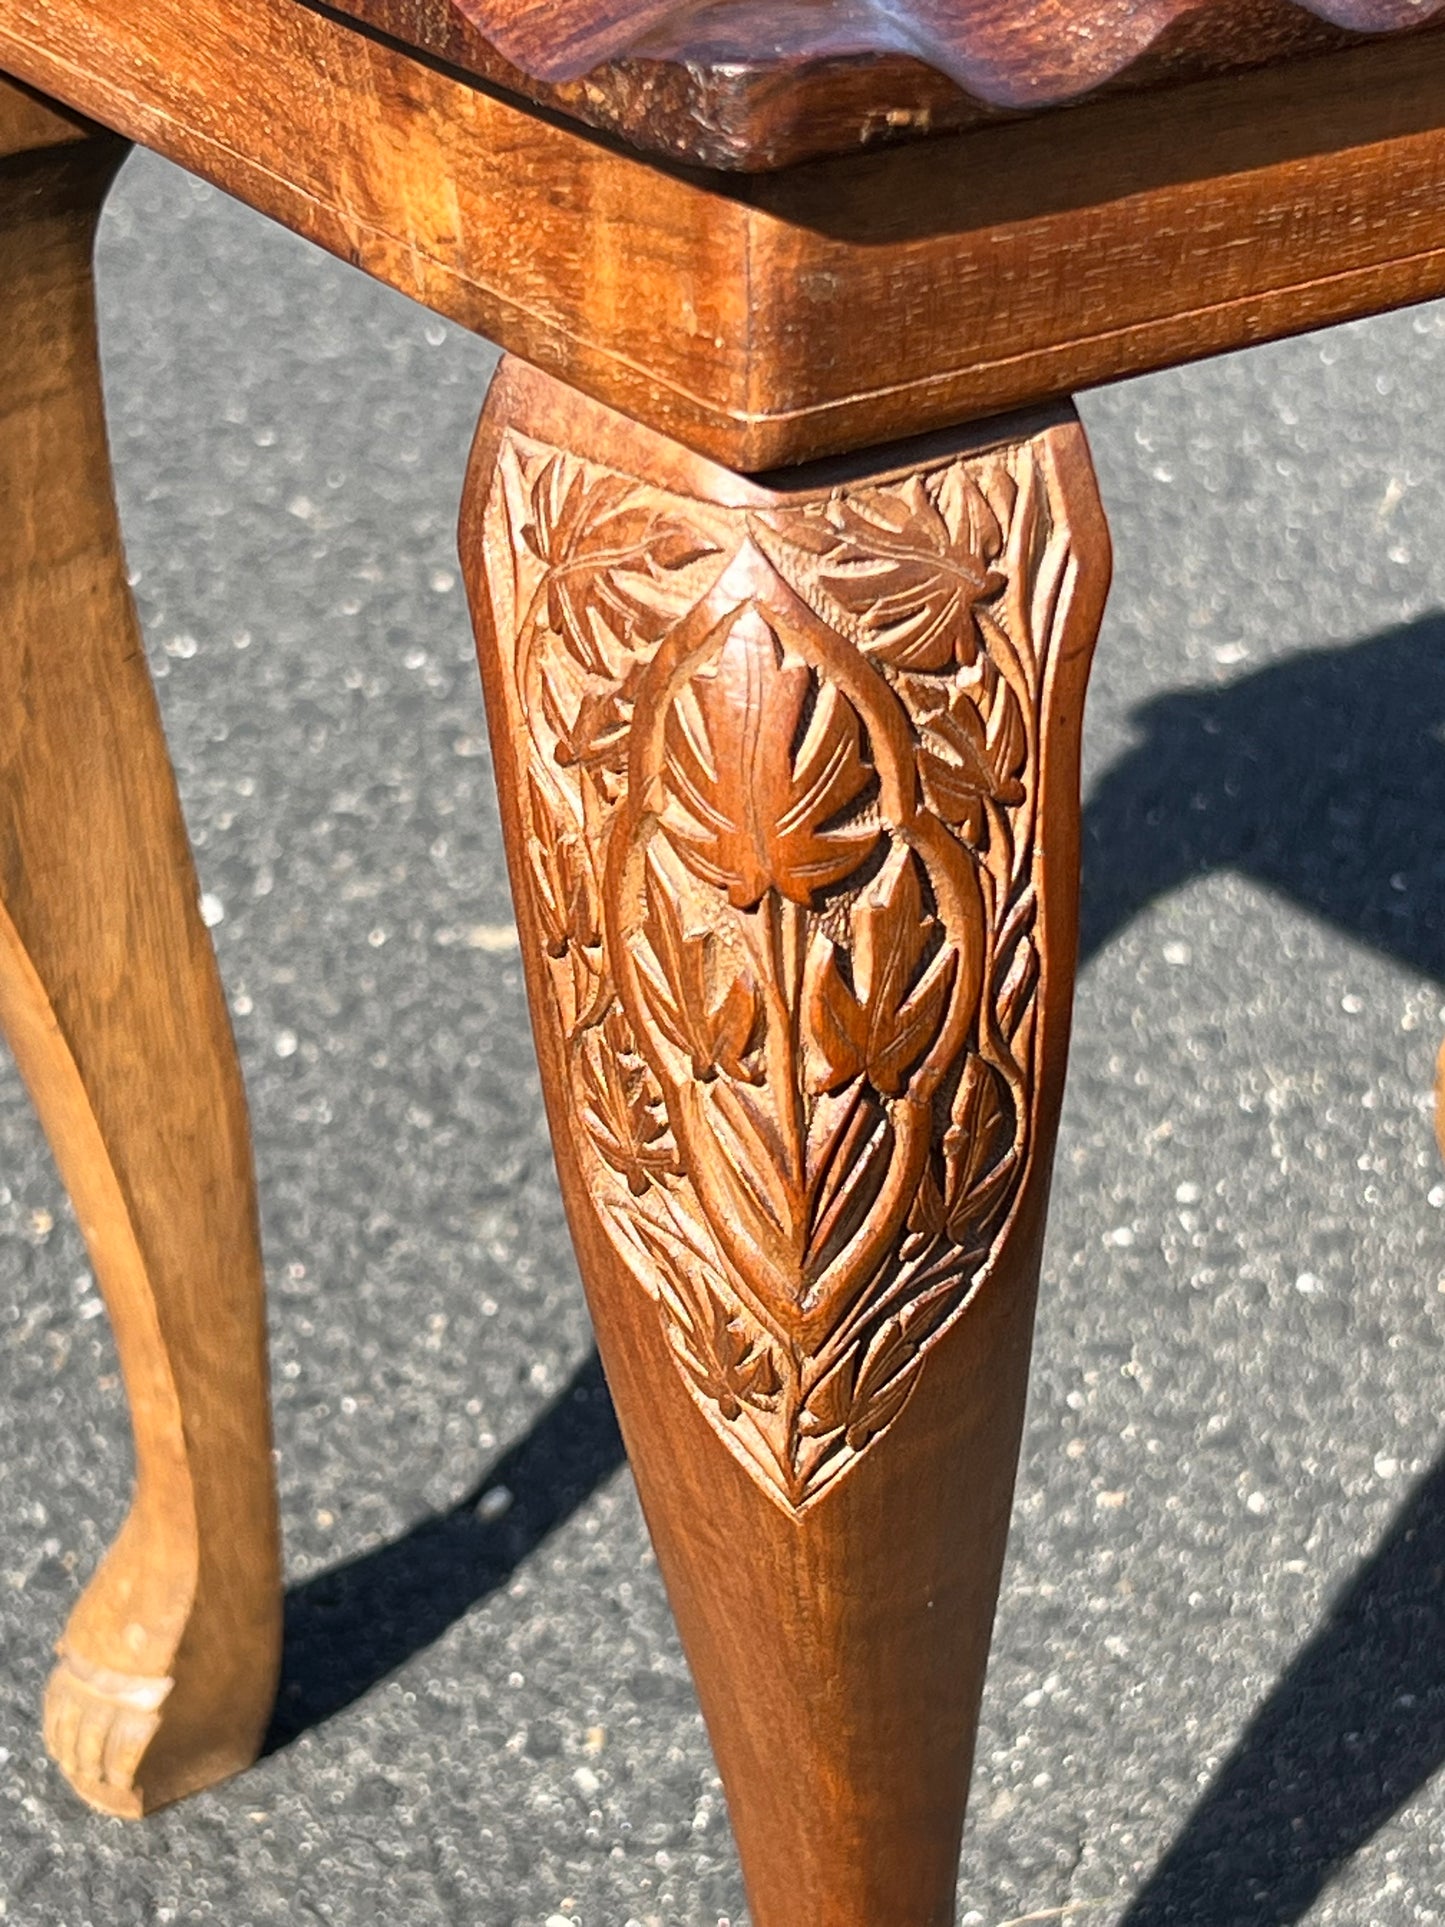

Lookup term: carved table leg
[462,356,1110,1925]
[0,81,281,1815]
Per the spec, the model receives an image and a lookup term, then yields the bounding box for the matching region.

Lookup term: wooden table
[2,1,1444,1917]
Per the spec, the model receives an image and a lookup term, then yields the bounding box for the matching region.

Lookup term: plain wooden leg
[0,81,281,1816]
[462,357,1111,1923]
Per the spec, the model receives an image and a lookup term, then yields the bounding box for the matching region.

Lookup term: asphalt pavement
[0,147,1441,1926]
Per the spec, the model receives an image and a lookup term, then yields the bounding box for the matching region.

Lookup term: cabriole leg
[462,356,1110,1925]
[0,79,281,1816]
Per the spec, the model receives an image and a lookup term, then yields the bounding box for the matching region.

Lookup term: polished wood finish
[462,355,1111,1924]
[324,0,1021,169]
[6,3,1445,466]
[330,0,1445,169]
[0,0,1434,1899]
[0,0,753,462]
[0,77,281,1816]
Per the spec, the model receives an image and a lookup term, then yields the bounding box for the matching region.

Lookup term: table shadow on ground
[264,1349,623,1750]
[270,615,1445,1923]
[1088,611,1445,1923]
[1119,1447,1445,1927]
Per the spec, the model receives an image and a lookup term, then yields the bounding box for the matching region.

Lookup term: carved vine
[483,434,1075,1508]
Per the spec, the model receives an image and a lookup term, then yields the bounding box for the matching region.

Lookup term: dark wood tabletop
[325,0,1445,166]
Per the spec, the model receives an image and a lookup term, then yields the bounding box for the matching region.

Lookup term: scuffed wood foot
[45,1653,175,1820]
[0,82,281,1816]
[462,357,1111,1923]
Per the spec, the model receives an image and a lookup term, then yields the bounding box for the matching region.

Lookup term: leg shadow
[264,1349,625,1750]
[1075,617,1445,1918]
[267,618,1445,1802]
[1080,613,1445,974]
[1120,1449,1445,1926]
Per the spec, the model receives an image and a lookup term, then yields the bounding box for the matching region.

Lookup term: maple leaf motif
[633,858,764,1082]
[579,1008,679,1196]
[914,683,1026,840]
[660,609,878,909]
[805,847,957,1097]
[627,1212,785,1422]
[759,469,1005,672]
[668,1315,782,1422]
[692,1297,783,1420]
[524,457,716,676]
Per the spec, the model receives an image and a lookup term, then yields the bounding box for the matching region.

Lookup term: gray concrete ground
[0,147,1442,1926]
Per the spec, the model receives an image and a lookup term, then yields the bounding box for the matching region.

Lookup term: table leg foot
[462,358,1112,1921]
[0,84,281,1817]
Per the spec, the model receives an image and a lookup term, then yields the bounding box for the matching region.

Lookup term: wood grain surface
[376,0,1444,87]
[327,0,1445,168]
[0,76,281,1816]
[5,4,1445,467]
[461,355,1112,1924]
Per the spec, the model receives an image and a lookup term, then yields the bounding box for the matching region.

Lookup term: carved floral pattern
[481,430,1076,1508]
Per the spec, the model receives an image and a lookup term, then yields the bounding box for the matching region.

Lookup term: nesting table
[3,1,1445,1919]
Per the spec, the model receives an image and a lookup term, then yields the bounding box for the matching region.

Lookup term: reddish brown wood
[0,76,282,1816]
[0,0,1432,1903]
[329,0,1445,168]
[322,0,1006,169]
[461,355,1111,1924]
[6,5,1445,466]
[398,0,1445,86]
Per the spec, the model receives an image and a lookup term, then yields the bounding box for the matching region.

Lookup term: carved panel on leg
[463,356,1110,1925]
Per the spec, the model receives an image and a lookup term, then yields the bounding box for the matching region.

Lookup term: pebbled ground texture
[0,149,1442,1927]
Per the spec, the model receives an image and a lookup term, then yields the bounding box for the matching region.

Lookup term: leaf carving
[906,1161,947,1242]
[843,1282,964,1453]
[797,1355,853,1439]
[633,858,764,1082]
[544,668,632,779]
[660,609,878,909]
[758,470,1005,672]
[687,1296,783,1420]
[988,672,1029,798]
[524,456,718,675]
[805,848,957,1097]
[847,1313,919,1449]
[488,428,1077,1508]
[942,1056,1017,1243]
[629,1213,784,1422]
[579,1008,679,1196]
[916,683,1025,837]
[949,1056,1007,1190]
[527,770,599,960]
